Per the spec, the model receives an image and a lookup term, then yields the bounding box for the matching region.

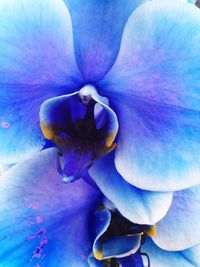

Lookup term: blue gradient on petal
[101,0,200,191]
[0,148,100,266]
[64,0,147,81]
[142,239,200,267]
[0,0,82,164]
[90,153,173,224]
[154,185,200,250]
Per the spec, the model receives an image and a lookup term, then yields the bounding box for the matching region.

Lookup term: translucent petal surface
[64,0,147,81]
[101,0,200,191]
[154,185,200,250]
[143,239,200,267]
[0,0,82,164]
[0,148,100,266]
[90,153,173,224]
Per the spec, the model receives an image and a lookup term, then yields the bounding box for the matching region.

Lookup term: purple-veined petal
[90,153,173,225]
[100,0,200,191]
[142,238,200,267]
[153,185,200,251]
[64,0,147,81]
[0,0,82,164]
[0,148,100,266]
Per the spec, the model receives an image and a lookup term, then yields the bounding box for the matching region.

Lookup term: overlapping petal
[89,153,173,224]
[64,0,147,81]
[153,185,200,250]
[93,210,141,262]
[0,148,100,266]
[101,0,200,191]
[0,0,82,164]
[143,239,200,267]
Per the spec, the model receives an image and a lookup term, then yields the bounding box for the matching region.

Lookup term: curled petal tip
[94,250,103,261]
[40,121,53,140]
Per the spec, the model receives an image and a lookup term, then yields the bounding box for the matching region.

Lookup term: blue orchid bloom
[1,0,200,224]
[1,148,200,266]
[1,0,200,265]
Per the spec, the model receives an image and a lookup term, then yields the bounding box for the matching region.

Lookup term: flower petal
[101,0,200,191]
[88,256,104,267]
[153,185,200,250]
[64,0,147,81]
[89,153,173,224]
[118,253,143,267]
[142,238,200,267]
[93,210,141,260]
[0,148,100,266]
[180,0,196,3]
[0,0,82,164]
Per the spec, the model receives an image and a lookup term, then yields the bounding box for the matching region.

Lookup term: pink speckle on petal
[27,228,46,240]
[40,237,48,247]
[36,216,43,224]
[28,201,40,210]
[32,237,48,260]
[1,122,10,128]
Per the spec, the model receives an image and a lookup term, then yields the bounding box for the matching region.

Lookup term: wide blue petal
[142,239,200,267]
[89,153,173,224]
[100,0,200,191]
[153,185,200,250]
[64,0,147,81]
[0,0,82,164]
[0,148,100,266]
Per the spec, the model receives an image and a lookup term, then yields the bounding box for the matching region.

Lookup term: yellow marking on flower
[106,132,117,147]
[40,121,56,140]
[146,225,156,238]
[94,249,103,261]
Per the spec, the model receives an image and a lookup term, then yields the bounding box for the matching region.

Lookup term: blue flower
[1,0,200,265]
[1,0,200,224]
[1,148,200,266]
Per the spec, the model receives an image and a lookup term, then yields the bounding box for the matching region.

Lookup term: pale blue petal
[101,0,200,191]
[64,0,147,81]
[180,0,196,3]
[0,0,82,164]
[153,185,200,250]
[90,153,173,224]
[0,148,100,266]
[142,239,200,267]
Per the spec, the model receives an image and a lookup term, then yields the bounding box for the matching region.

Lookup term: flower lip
[39,85,119,183]
[93,209,156,263]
